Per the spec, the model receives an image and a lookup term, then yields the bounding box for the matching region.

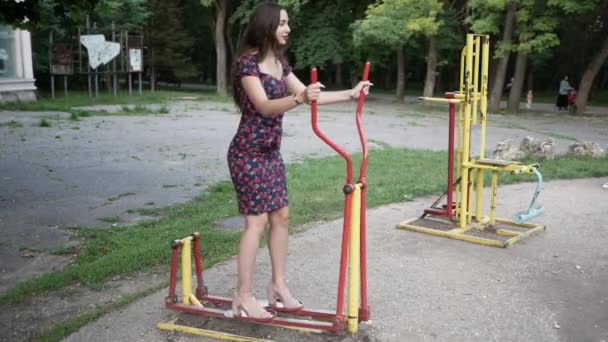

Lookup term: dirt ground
[1,95,607,341]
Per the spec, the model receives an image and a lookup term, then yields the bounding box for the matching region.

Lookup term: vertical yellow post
[181,238,192,305]
[475,35,490,222]
[471,36,480,125]
[347,185,361,334]
[473,36,483,222]
[480,35,490,128]
[490,171,498,224]
[455,47,466,221]
[459,34,474,228]
[479,35,489,156]
[467,169,474,224]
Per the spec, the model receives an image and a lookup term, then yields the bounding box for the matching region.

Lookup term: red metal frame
[165,62,372,333]
[311,62,372,322]
[423,92,456,219]
[355,62,371,321]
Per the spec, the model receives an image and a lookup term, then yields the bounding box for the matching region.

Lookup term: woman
[227,2,372,321]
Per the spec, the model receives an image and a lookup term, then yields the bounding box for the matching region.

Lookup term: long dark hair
[232,2,289,106]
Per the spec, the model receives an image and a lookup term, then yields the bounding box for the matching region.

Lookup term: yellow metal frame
[158,184,364,339]
[397,34,545,247]
[158,318,274,342]
[348,184,362,333]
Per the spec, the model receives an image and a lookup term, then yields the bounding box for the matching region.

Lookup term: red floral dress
[227,54,291,215]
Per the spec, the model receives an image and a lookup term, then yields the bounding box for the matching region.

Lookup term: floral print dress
[227,54,291,215]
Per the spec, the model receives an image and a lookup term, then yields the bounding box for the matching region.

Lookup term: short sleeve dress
[227,54,292,215]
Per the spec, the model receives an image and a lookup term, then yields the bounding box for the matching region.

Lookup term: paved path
[65,178,608,342]
[0,96,607,341]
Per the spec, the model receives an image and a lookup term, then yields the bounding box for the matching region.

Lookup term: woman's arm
[316,81,372,105]
[286,72,372,105]
[241,76,304,117]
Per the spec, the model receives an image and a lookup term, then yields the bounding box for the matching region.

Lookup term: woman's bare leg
[233,213,273,318]
[267,206,301,307]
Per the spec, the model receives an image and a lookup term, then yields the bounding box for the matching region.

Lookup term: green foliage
[353,0,443,49]
[514,0,559,54]
[145,0,195,80]
[547,0,602,13]
[291,1,359,69]
[466,0,510,35]
[0,0,99,29]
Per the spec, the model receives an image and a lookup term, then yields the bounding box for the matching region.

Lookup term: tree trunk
[576,34,608,115]
[384,67,392,90]
[214,0,228,96]
[526,68,534,93]
[225,17,235,65]
[507,52,527,113]
[396,46,405,101]
[335,63,343,88]
[423,35,438,98]
[488,1,517,113]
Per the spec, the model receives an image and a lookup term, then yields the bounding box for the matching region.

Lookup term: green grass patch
[1,149,607,306]
[0,90,231,112]
[38,118,52,127]
[106,192,136,203]
[0,120,23,128]
[50,246,79,256]
[32,285,162,342]
[97,216,121,224]
[532,89,608,106]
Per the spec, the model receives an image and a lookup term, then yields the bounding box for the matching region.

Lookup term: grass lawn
[1,149,607,307]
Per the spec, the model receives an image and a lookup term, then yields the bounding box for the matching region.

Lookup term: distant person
[556,76,573,110]
[504,77,513,95]
[568,89,577,114]
[526,90,533,109]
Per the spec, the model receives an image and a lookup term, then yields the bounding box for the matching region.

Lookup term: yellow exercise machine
[397,34,545,247]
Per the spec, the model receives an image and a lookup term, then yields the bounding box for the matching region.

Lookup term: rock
[568,141,606,158]
[492,139,524,161]
[520,136,540,153]
[535,138,556,160]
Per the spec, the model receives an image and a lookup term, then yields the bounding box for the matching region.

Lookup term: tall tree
[0,0,99,29]
[145,0,194,85]
[549,0,608,114]
[292,0,370,87]
[201,0,229,96]
[423,2,463,97]
[468,0,518,113]
[507,0,559,113]
[353,0,442,100]
[204,0,302,96]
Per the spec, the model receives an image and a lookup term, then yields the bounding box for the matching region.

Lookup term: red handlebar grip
[311,67,317,83]
[362,61,371,81]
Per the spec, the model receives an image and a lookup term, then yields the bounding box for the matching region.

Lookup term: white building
[0,26,36,102]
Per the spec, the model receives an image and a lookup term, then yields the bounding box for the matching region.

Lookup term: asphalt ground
[1,95,607,341]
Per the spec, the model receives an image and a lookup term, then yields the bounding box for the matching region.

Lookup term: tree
[202,0,302,96]
[145,0,194,85]
[468,0,518,113]
[0,0,99,29]
[353,0,442,100]
[423,2,463,97]
[201,0,229,96]
[507,0,559,113]
[549,0,608,114]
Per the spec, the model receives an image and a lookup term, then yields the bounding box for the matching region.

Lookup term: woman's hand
[350,80,373,99]
[303,82,325,103]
